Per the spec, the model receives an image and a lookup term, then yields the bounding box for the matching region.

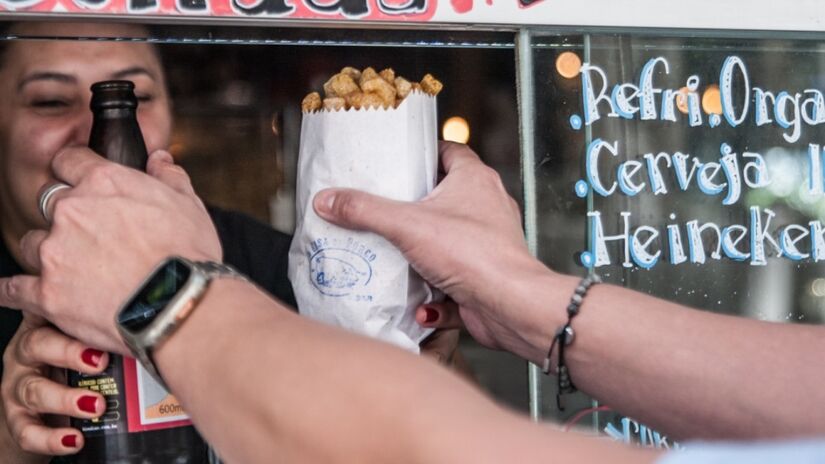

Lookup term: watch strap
[124,259,249,391]
[194,261,250,282]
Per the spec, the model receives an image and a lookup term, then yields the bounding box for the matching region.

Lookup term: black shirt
[0,206,295,377]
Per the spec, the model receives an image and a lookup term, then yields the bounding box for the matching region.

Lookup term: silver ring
[38,182,71,223]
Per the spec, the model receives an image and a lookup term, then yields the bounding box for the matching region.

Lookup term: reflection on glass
[530,32,825,436]
[701,84,722,115]
[555,51,582,79]
[442,116,471,143]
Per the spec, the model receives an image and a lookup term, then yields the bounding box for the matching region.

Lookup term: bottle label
[123,356,191,432]
[71,358,124,436]
[71,355,192,436]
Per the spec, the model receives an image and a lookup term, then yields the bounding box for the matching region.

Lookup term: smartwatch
[116,256,248,390]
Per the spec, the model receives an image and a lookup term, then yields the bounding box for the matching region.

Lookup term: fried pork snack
[361,77,397,105]
[379,68,395,83]
[347,92,385,110]
[324,73,359,98]
[394,77,412,99]
[359,67,380,86]
[420,74,443,96]
[323,97,347,111]
[340,66,362,81]
[302,92,321,112]
[303,67,443,112]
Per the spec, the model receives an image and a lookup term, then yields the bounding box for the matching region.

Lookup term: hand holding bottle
[0,148,220,356]
[1,313,108,456]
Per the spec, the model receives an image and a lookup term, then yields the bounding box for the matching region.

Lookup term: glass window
[0,19,527,411]
[7,19,824,441]
[529,31,825,444]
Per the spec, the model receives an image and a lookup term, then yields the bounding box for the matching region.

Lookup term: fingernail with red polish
[81,349,104,368]
[62,435,77,448]
[77,396,98,414]
[424,307,439,323]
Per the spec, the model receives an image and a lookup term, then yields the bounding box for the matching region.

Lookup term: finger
[10,415,83,456]
[19,230,48,274]
[15,373,105,418]
[0,275,42,314]
[51,146,113,187]
[16,325,109,374]
[148,148,174,165]
[146,150,197,197]
[438,141,481,173]
[420,329,460,365]
[313,188,413,244]
[416,300,463,329]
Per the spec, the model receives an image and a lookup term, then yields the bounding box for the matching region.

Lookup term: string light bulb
[442,116,470,144]
[702,84,723,115]
[556,52,582,79]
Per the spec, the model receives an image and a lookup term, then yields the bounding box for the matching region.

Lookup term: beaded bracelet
[542,274,600,410]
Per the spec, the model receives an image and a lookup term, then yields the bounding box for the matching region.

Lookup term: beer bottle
[63,80,208,463]
[87,80,149,170]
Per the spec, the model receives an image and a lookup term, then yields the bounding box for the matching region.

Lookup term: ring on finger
[38,183,71,223]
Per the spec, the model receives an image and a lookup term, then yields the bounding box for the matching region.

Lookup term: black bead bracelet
[542,274,600,410]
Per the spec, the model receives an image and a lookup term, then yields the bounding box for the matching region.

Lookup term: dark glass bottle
[87,81,149,170]
[63,80,208,464]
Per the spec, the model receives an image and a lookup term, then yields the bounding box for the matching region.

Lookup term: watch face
[117,258,192,332]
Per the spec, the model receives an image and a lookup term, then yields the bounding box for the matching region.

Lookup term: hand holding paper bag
[313,142,534,353]
[289,80,442,352]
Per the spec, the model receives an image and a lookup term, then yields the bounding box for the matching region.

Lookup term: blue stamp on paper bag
[308,237,376,297]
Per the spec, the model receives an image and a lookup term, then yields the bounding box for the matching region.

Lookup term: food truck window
[0,21,528,411]
[10,20,823,440]
[529,31,825,442]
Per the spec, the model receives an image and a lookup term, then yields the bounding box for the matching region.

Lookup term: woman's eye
[136,94,153,103]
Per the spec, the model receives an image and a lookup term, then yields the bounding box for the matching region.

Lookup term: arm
[314,142,825,440]
[499,267,825,440]
[155,278,659,464]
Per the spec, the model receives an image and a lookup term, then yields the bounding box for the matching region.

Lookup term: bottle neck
[92,107,138,119]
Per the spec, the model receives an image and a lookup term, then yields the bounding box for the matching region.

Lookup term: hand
[0,148,221,353]
[419,328,460,366]
[1,314,108,456]
[313,142,547,354]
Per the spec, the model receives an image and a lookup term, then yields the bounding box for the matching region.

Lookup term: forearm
[154,279,658,464]
[513,269,825,440]
[155,279,515,463]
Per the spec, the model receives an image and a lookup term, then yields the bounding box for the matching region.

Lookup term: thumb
[146,150,197,197]
[313,188,412,244]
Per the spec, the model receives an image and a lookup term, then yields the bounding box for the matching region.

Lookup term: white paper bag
[288,93,438,353]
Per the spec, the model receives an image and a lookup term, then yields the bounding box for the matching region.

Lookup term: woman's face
[0,22,172,250]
